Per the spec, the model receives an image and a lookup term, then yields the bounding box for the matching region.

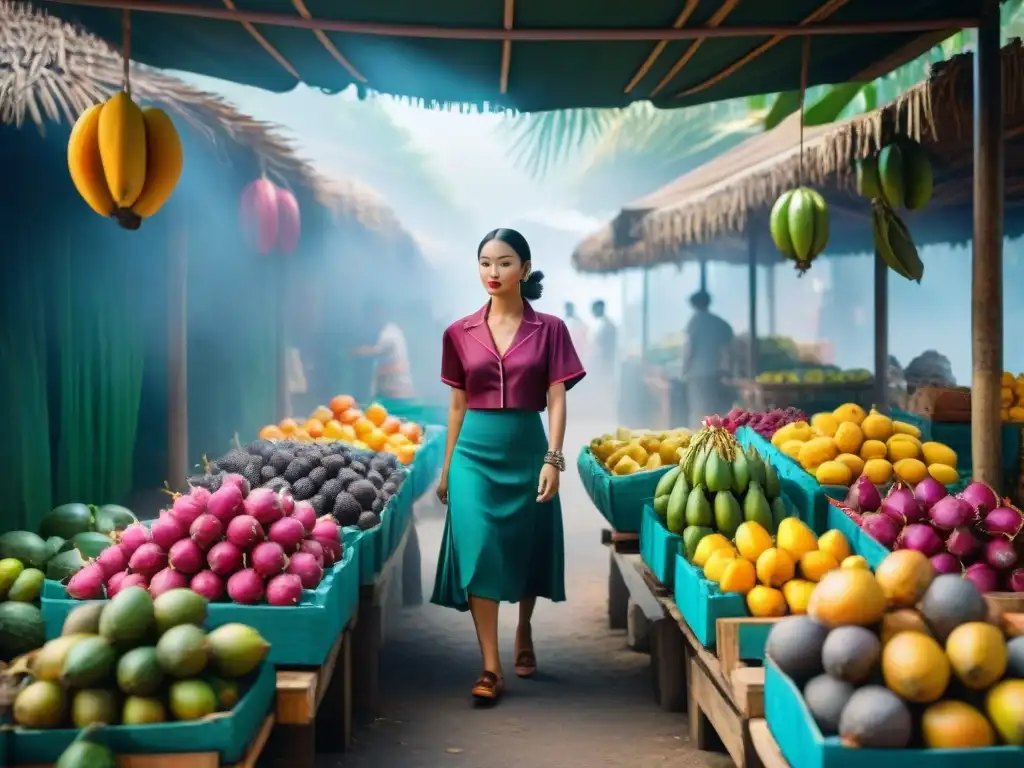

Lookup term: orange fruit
[304,419,324,438]
[339,408,362,425]
[330,394,356,415]
[311,405,333,423]
[293,429,311,442]
[259,424,284,440]
[279,418,299,434]
[340,424,357,442]
[388,432,410,447]
[354,417,375,437]
[365,428,388,452]
[365,402,388,427]
[323,419,344,439]
[381,416,401,434]
[398,445,416,465]
[399,421,423,444]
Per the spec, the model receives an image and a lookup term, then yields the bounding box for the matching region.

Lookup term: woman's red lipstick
[487,280,501,288]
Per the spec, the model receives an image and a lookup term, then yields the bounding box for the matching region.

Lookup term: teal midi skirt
[431,409,566,612]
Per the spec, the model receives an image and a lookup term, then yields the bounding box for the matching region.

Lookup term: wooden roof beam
[500,0,514,94]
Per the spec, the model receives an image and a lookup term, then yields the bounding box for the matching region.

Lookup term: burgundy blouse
[441,301,586,411]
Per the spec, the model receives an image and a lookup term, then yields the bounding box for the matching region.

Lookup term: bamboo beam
[873,249,889,414]
[971,0,1004,488]
[41,1,979,42]
[499,0,514,94]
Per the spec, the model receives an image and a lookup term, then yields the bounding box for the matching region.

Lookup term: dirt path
[320,421,731,768]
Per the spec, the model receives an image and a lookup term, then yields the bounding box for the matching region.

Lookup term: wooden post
[972,0,1004,488]
[699,258,708,293]
[747,231,759,379]
[167,222,189,490]
[276,259,290,421]
[766,262,777,337]
[873,250,889,414]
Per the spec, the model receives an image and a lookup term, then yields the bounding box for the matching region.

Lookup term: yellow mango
[747,585,788,618]
[777,518,818,561]
[921,441,957,469]
[893,420,922,439]
[816,460,852,487]
[644,453,663,470]
[834,453,865,478]
[861,410,894,441]
[605,444,629,468]
[1010,407,1024,423]
[1001,387,1014,407]
[1002,371,1016,388]
[720,558,757,595]
[780,440,805,461]
[927,463,959,485]
[624,442,648,464]
[658,438,683,465]
[703,548,738,583]
[860,439,888,460]
[863,458,894,485]
[833,403,867,425]
[798,437,839,471]
[841,555,870,571]
[810,412,839,438]
[893,457,927,485]
[756,547,795,587]
[593,439,622,463]
[612,455,641,476]
[735,522,773,562]
[887,436,921,462]
[771,421,812,448]
[800,550,840,582]
[833,422,864,455]
[693,533,732,568]
[818,530,852,563]
[782,580,816,614]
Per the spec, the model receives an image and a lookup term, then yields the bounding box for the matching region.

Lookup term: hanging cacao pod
[240,178,279,255]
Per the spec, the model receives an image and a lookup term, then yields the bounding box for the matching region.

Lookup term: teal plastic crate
[577,447,673,533]
[10,659,275,765]
[639,502,681,590]
[764,658,1024,768]
[410,426,446,502]
[40,547,357,667]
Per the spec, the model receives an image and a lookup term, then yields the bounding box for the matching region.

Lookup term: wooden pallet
[749,719,789,768]
[21,715,275,768]
[715,617,779,718]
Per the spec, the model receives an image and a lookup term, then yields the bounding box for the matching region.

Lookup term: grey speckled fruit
[918,574,987,642]
[803,674,855,736]
[838,686,913,749]
[822,625,881,684]
[765,616,830,685]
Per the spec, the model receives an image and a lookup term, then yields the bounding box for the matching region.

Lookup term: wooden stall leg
[627,598,651,652]
[689,658,726,754]
[650,617,687,712]
[315,630,353,753]
[352,589,381,724]
[608,548,628,630]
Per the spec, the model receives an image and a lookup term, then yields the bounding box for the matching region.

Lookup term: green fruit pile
[768,186,830,273]
[11,586,269,730]
[653,424,791,558]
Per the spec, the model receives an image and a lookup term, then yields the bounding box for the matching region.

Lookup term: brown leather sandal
[471,671,504,701]
[514,649,537,678]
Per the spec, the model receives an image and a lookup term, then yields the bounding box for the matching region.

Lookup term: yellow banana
[67,104,114,218]
[98,91,148,208]
[885,206,924,281]
[131,108,184,219]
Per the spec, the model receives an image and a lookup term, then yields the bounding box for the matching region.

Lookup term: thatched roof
[0,1,404,232]
[573,40,1024,274]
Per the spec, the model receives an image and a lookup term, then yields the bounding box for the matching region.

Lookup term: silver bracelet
[544,450,566,472]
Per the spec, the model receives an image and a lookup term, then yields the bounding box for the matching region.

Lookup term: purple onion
[931,552,963,575]
[861,512,902,549]
[913,476,948,510]
[928,495,974,531]
[985,537,1019,571]
[982,506,1024,538]
[946,526,981,558]
[964,562,1001,594]
[1006,568,1024,592]
[898,523,945,557]
[882,485,925,524]
[848,475,882,514]
[959,482,999,515]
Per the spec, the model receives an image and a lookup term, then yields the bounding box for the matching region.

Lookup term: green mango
[684,483,713,528]
[743,481,774,531]
[746,446,767,488]
[666,475,690,535]
[688,444,710,488]
[682,526,714,562]
[771,496,792,530]
[713,490,743,538]
[705,450,734,493]
[764,460,781,500]
[731,450,750,496]
[654,466,681,499]
[653,494,670,518]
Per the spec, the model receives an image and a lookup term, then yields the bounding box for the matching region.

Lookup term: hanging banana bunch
[768,186,831,274]
[854,136,933,282]
[67,91,183,230]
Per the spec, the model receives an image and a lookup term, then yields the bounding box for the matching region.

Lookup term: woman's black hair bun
[521,270,544,300]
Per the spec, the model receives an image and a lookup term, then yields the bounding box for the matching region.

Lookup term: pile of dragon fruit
[837,474,1024,593]
[66,473,343,606]
[721,407,808,440]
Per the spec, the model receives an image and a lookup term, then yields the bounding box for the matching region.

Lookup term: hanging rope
[121,9,132,97]
[798,35,811,185]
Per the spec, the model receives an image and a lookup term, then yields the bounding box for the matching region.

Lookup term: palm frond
[500,107,622,178]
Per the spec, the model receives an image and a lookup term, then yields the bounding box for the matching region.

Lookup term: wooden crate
[749,718,789,768]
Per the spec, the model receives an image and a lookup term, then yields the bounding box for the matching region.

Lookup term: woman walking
[431,228,585,703]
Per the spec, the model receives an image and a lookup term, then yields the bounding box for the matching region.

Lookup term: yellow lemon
[892,420,923,439]
[834,422,864,455]
[859,440,888,460]
[756,547,796,588]
[893,457,928,485]
[815,460,852,487]
[780,440,805,461]
[776,517,818,561]
[735,522,773,562]
[703,548,737,583]
[834,453,865,478]
[921,441,957,469]
[841,555,870,571]
[887,436,921,462]
[833,403,867,425]
[692,533,732,568]
[782,579,817,615]
[817,530,851,563]
[747,585,788,618]
[800,550,840,582]
[810,412,839,437]
[862,411,894,441]
[863,458,894,485]
[719,558,757,595]
[927,463,959,485]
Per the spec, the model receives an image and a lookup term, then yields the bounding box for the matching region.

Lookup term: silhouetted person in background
[682,290,734,425]
[565,302,590,365]
[353,303,415,400]
[591,300,618,407]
